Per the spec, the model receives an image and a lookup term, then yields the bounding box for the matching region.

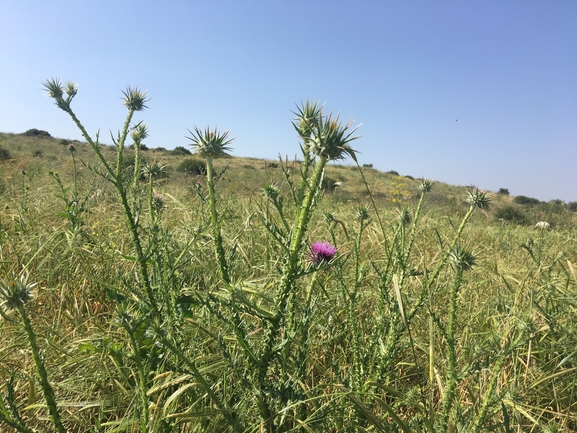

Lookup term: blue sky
[1,1,576,201]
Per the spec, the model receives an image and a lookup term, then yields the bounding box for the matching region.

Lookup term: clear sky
[1,1,576,202]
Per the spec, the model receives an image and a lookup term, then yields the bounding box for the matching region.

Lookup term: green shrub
[363,163,373,168]
[177,157,206,175]
[387,170,399,176]
[568,202,577,212]
[512,195,540,205]
[497,188,510,195]
[23,128,51,137]
[172,146,192,156]
[494,205,529,225]
[322,175,337,192]
[0,146,10,161]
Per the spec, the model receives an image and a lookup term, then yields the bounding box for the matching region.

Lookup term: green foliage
[568,201,577,212]
[0,83,576,432]
[513,195,541,205]
[498,187,510,195]
[0,146,11,161]
[171,145,192,155]
[176,157,207,175]
[495,204,529,225]
[23,128,51,137]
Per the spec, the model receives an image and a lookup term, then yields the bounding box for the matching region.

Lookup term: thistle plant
[0,275,67,433]
[437,247,477,432]
[187,126,234,284]
[42,78,158,313]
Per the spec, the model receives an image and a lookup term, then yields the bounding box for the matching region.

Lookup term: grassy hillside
[1,113,576,433]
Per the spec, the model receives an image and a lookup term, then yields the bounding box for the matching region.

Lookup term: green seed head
[396,207,412,226]
[0,274,37,311]
[186,126,234,159]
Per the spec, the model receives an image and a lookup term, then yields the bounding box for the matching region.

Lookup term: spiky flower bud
[308,113,360,161]
[355,205,370,221]
[186,126,234,159]
[0,274,36,311]
[263,184,280,200]
[396,207,412,226]
[448,247,477,272]
[122,86,149,112]
[131,123,149,144]
[141,159,167,179]
[419,178,434,192]
[466,188,491,210]
[292,100,323,141]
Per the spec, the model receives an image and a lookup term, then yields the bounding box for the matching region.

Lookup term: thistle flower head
[308,241,337,266]
[419,178,435,193]
[448,247,477,272]
[396,207,412,226]
[151,192,165,213]
[68,144,76,152]
[467,188,491,210]
[355,205,370,221]
[131,123,149,144]
[308,113,360,162]
[292,100,323,141]
[262,184,280,201]
[42,77,64,100]
[186,126,234,159]
[141,159,168,178]
[0,274,36,311]
[122,86,149,112]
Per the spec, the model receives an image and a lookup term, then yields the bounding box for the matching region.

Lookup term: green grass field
[0,90,576,432]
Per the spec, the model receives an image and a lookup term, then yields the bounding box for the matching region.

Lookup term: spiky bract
[0,274,36,311]
[186,126,234,159]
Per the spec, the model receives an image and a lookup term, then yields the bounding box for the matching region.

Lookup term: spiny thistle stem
[17,305,67,433]
[206,156,230,283]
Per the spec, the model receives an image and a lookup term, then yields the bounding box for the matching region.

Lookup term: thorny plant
[0,82,565,432]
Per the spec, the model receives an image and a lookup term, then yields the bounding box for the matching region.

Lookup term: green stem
[438,269,463,432]
[18,305,67,433]
[206,157,230,283]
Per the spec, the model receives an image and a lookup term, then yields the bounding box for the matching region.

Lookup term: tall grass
[0,81,575,432]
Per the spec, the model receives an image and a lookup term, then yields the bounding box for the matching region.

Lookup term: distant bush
[495,205,529,225]
[405,175,414,180]
[177,158,206,175]
[23,128,51,137]
[265,162,279,169]
[497,188,510,195]
[387,170,399,176]
[33,150,43,158]
[322,176,337,192]
[59,139,70,146]
[172,146,192,156]
[0,147,11,161]
[512,195,540,205]
[363,163,373,168]
[568,202,577,212]
[155,147,166,152]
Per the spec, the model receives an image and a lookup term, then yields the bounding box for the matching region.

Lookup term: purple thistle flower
[308,241,337,266]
